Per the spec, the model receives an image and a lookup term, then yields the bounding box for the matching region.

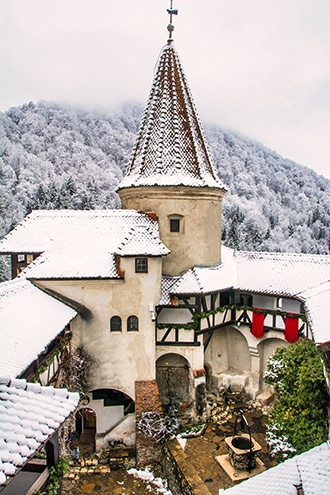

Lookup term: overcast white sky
[1,0,329,178]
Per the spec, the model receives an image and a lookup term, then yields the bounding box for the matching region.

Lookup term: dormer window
[135,257,148,273]
[277,297,283,308]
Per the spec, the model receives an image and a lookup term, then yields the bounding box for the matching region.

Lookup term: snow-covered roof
[0,210,169,279]
[165,247,330,298]
[0,377,79,486]
[298,281,330,345]
[162,246,330,344]
[235,250,330,297]
[117,44,227,191]
[220,441,330,495]
[0,277,77,377]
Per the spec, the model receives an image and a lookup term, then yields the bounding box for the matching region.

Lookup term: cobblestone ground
[182,409,275,495]
[62,410,275,495]
[62,468,169,495]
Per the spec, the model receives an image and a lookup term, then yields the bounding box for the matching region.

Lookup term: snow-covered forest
[0,101,329,276]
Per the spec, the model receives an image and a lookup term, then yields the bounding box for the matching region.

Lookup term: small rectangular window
[170,219,180,232]
[135,257,148,273]
[17,254,26,263]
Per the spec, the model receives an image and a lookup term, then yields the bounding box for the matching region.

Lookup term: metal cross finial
[167,0,178,43]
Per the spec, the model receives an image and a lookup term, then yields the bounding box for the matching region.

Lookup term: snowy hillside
[0,101,329,278]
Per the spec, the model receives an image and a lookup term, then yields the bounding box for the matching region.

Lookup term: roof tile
[0,278,77,377]
[0,377,79,486]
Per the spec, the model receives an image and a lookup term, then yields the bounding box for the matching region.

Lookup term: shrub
[265,338,329,460]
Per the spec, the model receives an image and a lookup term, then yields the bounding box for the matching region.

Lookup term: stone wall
[162,438,213,495]
[135,380,164,467]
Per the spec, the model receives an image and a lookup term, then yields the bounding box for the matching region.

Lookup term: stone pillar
[135,380,164,467]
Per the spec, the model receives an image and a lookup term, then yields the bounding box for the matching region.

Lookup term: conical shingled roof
[118,43,226,190]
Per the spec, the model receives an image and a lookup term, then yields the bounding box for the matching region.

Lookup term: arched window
[127,315,139,331]
[110,316,122,332]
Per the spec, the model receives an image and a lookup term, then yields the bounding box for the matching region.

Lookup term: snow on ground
[128,468,173,495]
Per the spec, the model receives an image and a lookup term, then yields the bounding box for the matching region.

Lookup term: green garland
[156,304,306,331]
[193,305,307,323]
[32,348,61,383]
[35,456,69,495]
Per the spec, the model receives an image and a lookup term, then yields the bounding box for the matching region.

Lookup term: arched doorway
[156,353,191,407]
[86,388,136,451]
[75,407,96,457]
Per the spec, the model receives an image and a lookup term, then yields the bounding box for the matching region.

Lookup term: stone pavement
[62,468,168,495]
[182,409,276,495]
[62,410,275,495]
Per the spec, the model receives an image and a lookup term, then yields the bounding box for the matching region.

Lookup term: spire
[118,43,227,191]
[167,0,178,43]
[118,1,226,192]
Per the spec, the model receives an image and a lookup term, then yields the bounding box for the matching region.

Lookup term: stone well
[225,434,262,471]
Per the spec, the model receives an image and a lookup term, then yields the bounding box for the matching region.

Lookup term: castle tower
[117,7,227,276]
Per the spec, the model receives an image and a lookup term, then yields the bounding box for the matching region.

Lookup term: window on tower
[170,219,180,232]
[169,214,184,233]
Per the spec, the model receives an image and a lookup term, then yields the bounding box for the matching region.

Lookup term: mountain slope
[0,101,329,269]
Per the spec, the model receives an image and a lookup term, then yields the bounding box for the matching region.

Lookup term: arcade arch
[258,337,289,389]
[156,353,191,406]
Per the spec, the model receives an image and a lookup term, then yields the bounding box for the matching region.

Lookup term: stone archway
[156,353,191,407]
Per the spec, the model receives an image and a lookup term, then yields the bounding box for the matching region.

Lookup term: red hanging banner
[285,315,299,343]
[251,310,264,338]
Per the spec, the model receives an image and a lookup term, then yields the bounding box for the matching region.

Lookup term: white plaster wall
[87,399,123,434]
[226,327,251,371]
[157,307,193,324]
[254,294,301,313]
[35,256,163,400]
[204,329,229,374]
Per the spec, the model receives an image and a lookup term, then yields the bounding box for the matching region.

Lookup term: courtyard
[62,407,276,495]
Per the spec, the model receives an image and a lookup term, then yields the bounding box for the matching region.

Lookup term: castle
[1,4,330,466]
